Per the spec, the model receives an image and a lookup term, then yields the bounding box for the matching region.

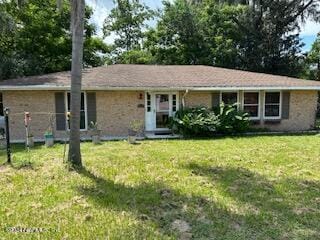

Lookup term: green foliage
[84,37,111,67]
[230,0,309,77]
[144,0,209,65]
[306,33,320,81]
[103,0,154,53]
[0,0,109,80]
[144,0,318,77]
[200,3,246,68]
[116,49,155,64]
[169,107,220,136]
[1,0,319,78]
[169,104,250,137]
[215,103,250,133]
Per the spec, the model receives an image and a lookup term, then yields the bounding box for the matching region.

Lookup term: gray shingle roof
[1,64,320,90]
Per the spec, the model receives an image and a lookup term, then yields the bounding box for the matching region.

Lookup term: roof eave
[0,85,320,91]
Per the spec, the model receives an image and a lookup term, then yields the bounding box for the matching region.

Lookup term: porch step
[145,132,181,139]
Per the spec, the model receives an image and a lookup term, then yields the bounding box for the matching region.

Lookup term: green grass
[1,135,320,239]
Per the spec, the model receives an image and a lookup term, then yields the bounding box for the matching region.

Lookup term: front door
[145,92,178,131]
[155,94,170,129]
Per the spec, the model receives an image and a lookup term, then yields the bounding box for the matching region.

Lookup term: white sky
[300,20,320,36]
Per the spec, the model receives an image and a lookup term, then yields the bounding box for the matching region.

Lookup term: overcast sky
[86,0,320,52]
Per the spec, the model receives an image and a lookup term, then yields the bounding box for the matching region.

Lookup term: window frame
[146,93,151,112]
[263,91,282,120]
[242,91,260,120]
[220,91,240,108]
[65,91,88,131]
[0,92,3,116]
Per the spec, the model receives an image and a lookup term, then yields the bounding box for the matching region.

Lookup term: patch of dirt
[171,219,192,239]
[0,165,8,172]
[293,207,317,215]
[159,188,172,198]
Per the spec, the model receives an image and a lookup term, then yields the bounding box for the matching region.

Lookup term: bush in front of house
[215,103,250,134]
[169,107,220,136]
[169,104,250,137]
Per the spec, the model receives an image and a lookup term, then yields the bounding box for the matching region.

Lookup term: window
[156,94,169,111]
[172,94,177,112]
[221,92,238,105]
[264,92,281,119]
[0,93,4,138]
[243,92,259,119]
[0,93,3,116]
[66,92,87,130]
[146,93,151,112]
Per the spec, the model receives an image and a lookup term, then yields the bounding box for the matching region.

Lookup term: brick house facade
[0,65,319,141]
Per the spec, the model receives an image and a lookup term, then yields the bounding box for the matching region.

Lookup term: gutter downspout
[182,89,189,108]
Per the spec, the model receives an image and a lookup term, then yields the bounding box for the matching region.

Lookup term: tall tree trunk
[68,0,85,166]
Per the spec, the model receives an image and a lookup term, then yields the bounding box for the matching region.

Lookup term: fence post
[4,107,11,163]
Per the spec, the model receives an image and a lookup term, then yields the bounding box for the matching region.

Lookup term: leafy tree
[84,37,111,67]
[220,0,320,76]
[306,33,320,80]
[0,2,19,79]
[115,49,155,64]
[199,3,246,68]
[0,0,109,80]
[103,0,154,53]
[144,0,209,65]
[145,0,319,77]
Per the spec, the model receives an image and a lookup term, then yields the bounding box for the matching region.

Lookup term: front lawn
[0,136,320,239]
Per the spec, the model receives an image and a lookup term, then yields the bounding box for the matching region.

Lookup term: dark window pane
[81,93,85,110]
[244,92,259,104]
[67,92,86,129]
[67,93,70,110]
[172,94,177,112]
[156,112,169,128]
[80,111,86,129]
[265,105,280,117]
[265,92,280,104]
[222,92,238,104]
[244,105,259,117]
[147,93,151,112]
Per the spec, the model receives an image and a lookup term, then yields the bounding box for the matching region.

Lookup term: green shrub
[169,104,250,137]
[169,107,220,136]
[215,103,250,134]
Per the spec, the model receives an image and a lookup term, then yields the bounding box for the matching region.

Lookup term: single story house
[0,64,319,141]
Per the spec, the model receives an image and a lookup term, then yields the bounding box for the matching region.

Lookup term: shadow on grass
[187,163,320,239]
[74,165,320,239]
[75,166,217,239]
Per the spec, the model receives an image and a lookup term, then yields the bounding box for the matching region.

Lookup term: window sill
[249,117,260,121]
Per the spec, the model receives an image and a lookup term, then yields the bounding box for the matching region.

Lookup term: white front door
[145,92,178,131]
